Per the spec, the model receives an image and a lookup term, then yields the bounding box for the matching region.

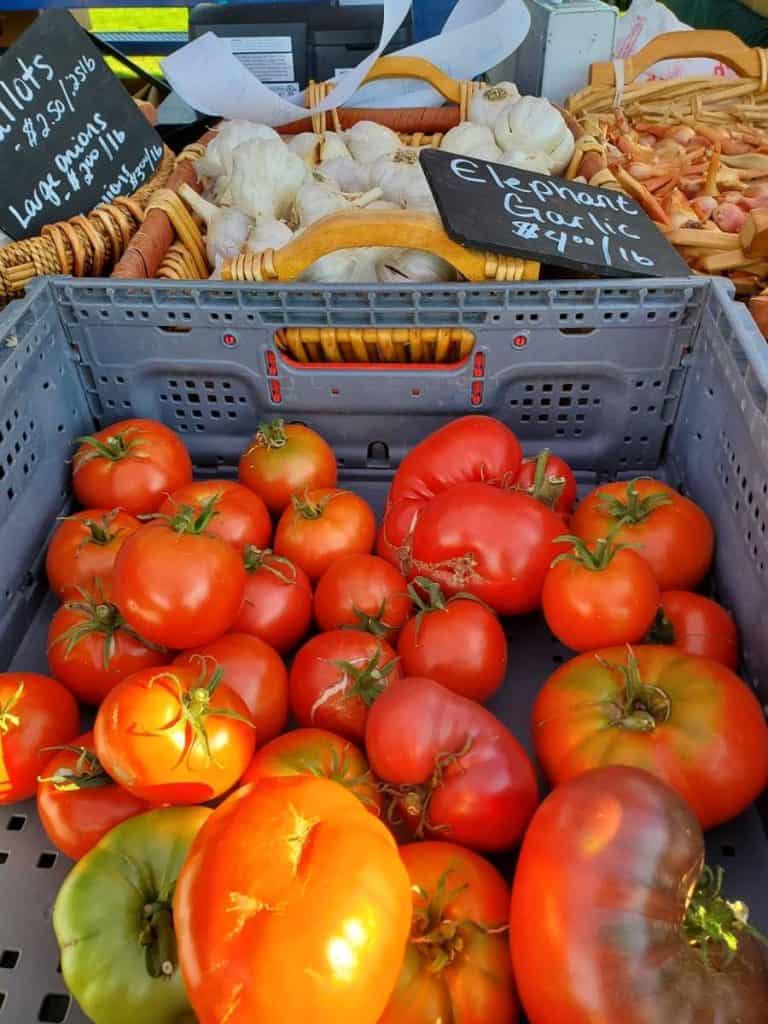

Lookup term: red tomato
[72,418,192,515]
[231,546,313,654]
[407,482,566,615]
[274,489,376,582]
[174,777,412,1024]
[47,584,167,704]
[45,509,141,601]
[242,727,381,814]
[36,731,148,859]
[379,416,523,565]
[113,519,245,649]
[174,633,288,748]
[511,766,768,1024]
[532,645,768,829]
[94,663,255,805]
[366,676,538,851]
[647,590,739,668]
[158,480,271,550]
[0,673,79,804]
[238,419,337,515]
[571,478,714,590]
[314,554,410,637]
[380,842,517,1024]
[289,630,401,744]
[397,577,507,702]
[515,449,577,516]
[542,535,660,652]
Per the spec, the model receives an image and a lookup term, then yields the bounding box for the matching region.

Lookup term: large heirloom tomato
[242,727,381,814]
[54,806,209,1024]
[45,509,140,600]
[174,776,411,1024]
[158,480,271,550]
[274,489,376,582]
[0,672,79,804]
[378,416,522,566]
[238,419,337,514]
[37,732,149,860]
[511,766,768,1024]
[571,478,714,590]
[407,483,565,615]
[515,448,577,517]
[174,633,288,748]
[532,645,768,828]
[94,663,255,805]
[289,630,401,744]
[366,676,538,851]
[72,418,192,515]
[379,842,517,1024]
[231,546,313,653]
[648,590,739,668]
[314,554,410,638]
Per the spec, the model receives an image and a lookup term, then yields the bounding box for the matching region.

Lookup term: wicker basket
[112,56,543,290]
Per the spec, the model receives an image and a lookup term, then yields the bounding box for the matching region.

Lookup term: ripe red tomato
[174,776,412,1024]
[511,766,768,1024]
[242,727,381,814]
[289,630,401,744]
[72,418,192,515]
[314,554,410,637]
[45,509,141,600]
[515,449,577,516]
[542,535,660,651]
[47,584,167,704]
[571,478,714,590]
[380,842,517,1024]
[407,482,566,615]
[231,546,313,654]
[158,479,271,550]
[238,419,337,514]
[37,731,148,859]
[379,416,523,566]
[366,676,538,851]
[397,577,507,702]
[113,518,245,648]
[532,645,768,829]
[94,663,255,805]
[0,673,79,804]
[174,633,288,748]
[274,489,376,582]
[647,590,739,668]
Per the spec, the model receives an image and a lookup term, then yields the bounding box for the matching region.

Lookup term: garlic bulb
[302,248,380,284]
[547,133,576,176]
[293,178,350,228]
[501,148,553,174]
[245,218,294,254]
[468,82,520,128]
[369,148,434,208]
[366,199,401,211]
[317,157,370,193]
[196,120,280,181]
[441,123,500,160]
[377,248,456,283]
[345,121,400,164]
[179,183,252,266]
[319,132,350,162]
[229,139,308,220]
[493,97,574,173]
[287,132,321,164]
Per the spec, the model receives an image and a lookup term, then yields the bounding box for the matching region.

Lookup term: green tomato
[53,805,210,1024]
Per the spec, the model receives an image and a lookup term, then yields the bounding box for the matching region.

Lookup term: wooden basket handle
[221,209,539,283]
[354,55,467,104]
[589,30,765,88]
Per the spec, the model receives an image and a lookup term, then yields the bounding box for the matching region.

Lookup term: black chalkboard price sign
[419,147,689,279]
[0,10,164,241]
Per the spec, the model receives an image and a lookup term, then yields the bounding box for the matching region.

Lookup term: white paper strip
[162,0,531,126]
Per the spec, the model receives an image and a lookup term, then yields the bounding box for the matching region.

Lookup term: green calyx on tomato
[291,490,337,520]
[598,647,672,732]
[343,600,393,639]
[280,746,376,809]
[330,647,399,707]
[253,418,289,449]
[552,534,632,572]
[517,448,567,509]
[149,494,221,536]
[73,428,145,468]
[242,545,296,582]
[684,865,767,964]
[38,744,111,791]
[381,735,474,837]
[405,576,488,640]
[70,509,125,547]
[0,682,23,734]
[598,478,673,525]
[139,897,178,979]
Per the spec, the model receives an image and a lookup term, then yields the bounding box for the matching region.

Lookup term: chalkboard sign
[0,10,164,241]
[419,148,689,279]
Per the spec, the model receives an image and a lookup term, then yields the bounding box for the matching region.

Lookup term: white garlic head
[229,139,308,220]
[344,120,401,164]
[245,218,294,254]
[377,248,456,283]
[197,120,281,181]
[441,123,499,160]
[468,81,521,128]
[317,157,371,193]
[369,148,433,207]
[493,96,573,172]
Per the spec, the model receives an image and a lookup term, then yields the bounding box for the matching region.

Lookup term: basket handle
[221,209,539,283]
[589,30,764,88]
[354,55,467,104]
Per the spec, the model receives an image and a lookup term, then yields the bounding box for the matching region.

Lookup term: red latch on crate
[513,334,528,348]
[222,333,238,347]
[265,351,278,376]
[472,352,485,378]
[269,380,282,403]
[471,381,484,406]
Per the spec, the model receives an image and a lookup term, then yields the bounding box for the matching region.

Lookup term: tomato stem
[242,546,297,584]
[380,736,473,837]
[0,683,24,735]
[684,865,768,964]
[147,495,221,536]
[73,429,145,471]
[38,745,112,791]
[598,647,672,731]
[518,449,567,509]
[330,648,399,707]
[598,478,673,525]
[253,418,288,450]
[59,508,125,547]
[551,534,633,572]
[139,900,178,980]
[291,491,335,520]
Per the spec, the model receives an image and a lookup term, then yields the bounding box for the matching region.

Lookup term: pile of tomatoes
[1,413,767,1024]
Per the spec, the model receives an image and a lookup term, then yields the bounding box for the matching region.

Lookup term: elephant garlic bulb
[377,248,456,283]
[468,82,520,128]
[229,139,308,220]
[292,177,349,228]
[319,132,351,161]
[441,123,502,162]
[302,248,380,284]
[196,120,280,181]
[317,157,371,193]
[501,148,553,174]
[245,218,294,254]
[370,148,433,207]
[287,132,321,164]
[178,183,252,266]
[493,96,574,174]
[345,121,401,164]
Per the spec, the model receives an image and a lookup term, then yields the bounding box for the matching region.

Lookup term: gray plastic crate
[0,275,766,1024]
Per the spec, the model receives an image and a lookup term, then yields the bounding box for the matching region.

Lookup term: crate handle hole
[38,994,70,1023]
[157,326,192,335]
[559,327,596,336]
